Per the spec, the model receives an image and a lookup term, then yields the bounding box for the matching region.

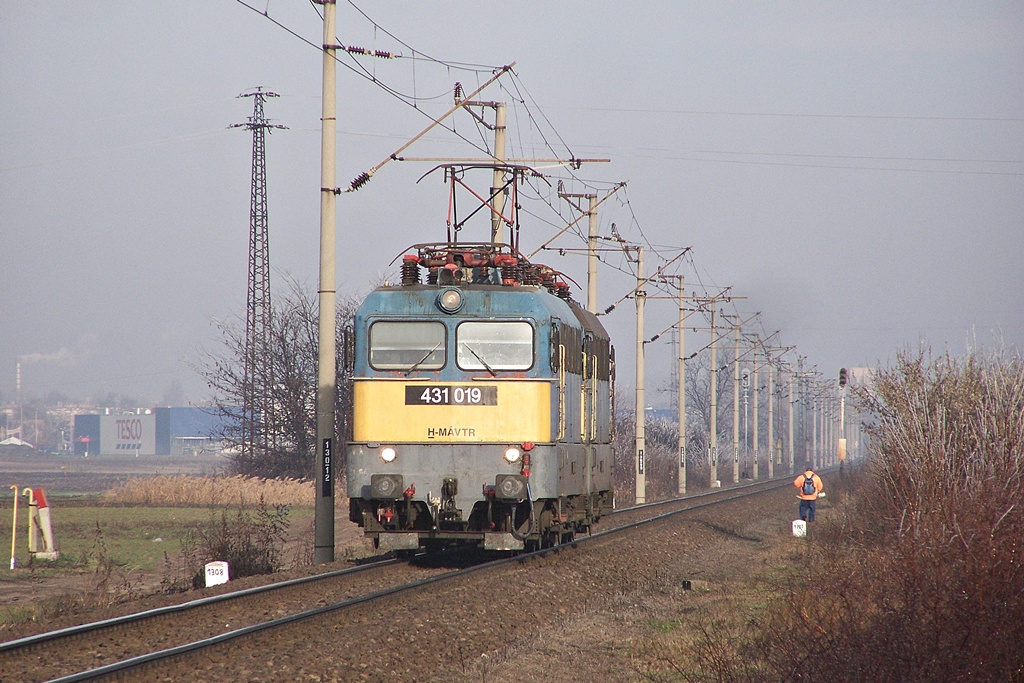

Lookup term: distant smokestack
[16,361,21,405]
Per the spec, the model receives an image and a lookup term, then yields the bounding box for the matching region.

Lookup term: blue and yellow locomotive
[346,243,615,552]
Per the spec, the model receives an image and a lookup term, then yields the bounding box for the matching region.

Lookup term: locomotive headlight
[503,447,521,464]
[380,446,397,463]
[436,288,464,314]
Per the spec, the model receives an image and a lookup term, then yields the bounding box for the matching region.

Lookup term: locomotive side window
[560,324,581,375]
[456,321,534,371]
[583,334,594,379]
[549,322,560,371]
[596,336,610,380]
[369,321,446,370]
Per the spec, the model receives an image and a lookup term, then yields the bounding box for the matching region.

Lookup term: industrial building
[72,407,227,456]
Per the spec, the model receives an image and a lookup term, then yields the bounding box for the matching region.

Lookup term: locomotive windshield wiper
[405,340,443,376]
[461,342,497,377]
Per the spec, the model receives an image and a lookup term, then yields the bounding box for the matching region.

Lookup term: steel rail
[0,556,399,655]
[605,475,787,520]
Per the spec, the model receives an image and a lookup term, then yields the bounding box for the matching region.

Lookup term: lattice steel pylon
[231,88,286,467]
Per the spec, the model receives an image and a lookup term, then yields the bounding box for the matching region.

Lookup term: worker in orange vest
[794,464,824,522]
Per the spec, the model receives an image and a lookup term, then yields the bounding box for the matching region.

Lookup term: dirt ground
[0,513,371,616]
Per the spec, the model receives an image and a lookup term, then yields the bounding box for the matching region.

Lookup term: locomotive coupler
[404,483,416,530]
[439,477,462,525]
[482,484,498,529]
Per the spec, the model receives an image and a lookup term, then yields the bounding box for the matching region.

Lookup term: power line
[695,150,1024,165]
[0,129,231,174]
[237,0,590,175]
[556,105,1024,123]
[559,141,1024,176]
[673,155,1024,177]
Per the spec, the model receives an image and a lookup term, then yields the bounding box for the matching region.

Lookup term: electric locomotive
[346,243,614,552]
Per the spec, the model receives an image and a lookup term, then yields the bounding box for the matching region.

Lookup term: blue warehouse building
[73,407,228,456]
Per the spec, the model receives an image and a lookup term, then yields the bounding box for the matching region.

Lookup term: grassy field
[0,452,328,627]
[0,503,315,575]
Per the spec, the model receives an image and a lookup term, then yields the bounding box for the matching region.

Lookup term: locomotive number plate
[405,385,497,406]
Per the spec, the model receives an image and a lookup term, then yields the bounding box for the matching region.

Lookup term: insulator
[454,82,463,101]
[349,172,371,191]
[401,257,421,286]
[426,268,438,285]
[497,264,513,286]
[498,261,518,286]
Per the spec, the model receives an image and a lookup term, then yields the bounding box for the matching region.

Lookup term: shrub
[164,496,290,591]
[657,348,1024,682]
[754,349,1024,682]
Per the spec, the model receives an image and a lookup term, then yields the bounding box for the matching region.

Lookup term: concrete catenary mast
[633,245,646,504]
[314,0,338,564]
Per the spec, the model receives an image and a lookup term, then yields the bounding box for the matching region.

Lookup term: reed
[102,474,316,508]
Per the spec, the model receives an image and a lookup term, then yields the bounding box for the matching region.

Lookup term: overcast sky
[2,2,1022,407]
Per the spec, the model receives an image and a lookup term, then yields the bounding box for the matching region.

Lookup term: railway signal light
[839,367,848,387]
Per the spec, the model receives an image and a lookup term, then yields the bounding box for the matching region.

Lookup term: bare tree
[198,276,359,479]
[679,350,735,471]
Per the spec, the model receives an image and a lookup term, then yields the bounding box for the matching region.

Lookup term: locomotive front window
[369,321,446,370]
[456,321,534,371]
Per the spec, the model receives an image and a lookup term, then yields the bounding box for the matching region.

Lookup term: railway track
[1,477,792,682]
[0,556,445,681]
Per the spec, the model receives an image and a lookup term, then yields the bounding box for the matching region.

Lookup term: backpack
[802,474,816,496]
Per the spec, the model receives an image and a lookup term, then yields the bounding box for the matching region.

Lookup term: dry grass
[101,474,315,508]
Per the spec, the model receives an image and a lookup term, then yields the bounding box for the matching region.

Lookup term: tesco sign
[99,413,156,454]
[116,418,143,441]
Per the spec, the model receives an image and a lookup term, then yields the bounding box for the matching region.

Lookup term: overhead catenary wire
[235,0,500,160]
[238,2,603,201]
[340,0,501,73]
[235,0,835,385]
[339,65,517,192]
[238,0,651,262]
[598,249,689,316]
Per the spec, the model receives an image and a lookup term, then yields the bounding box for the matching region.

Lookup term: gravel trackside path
[125,484,802,682]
